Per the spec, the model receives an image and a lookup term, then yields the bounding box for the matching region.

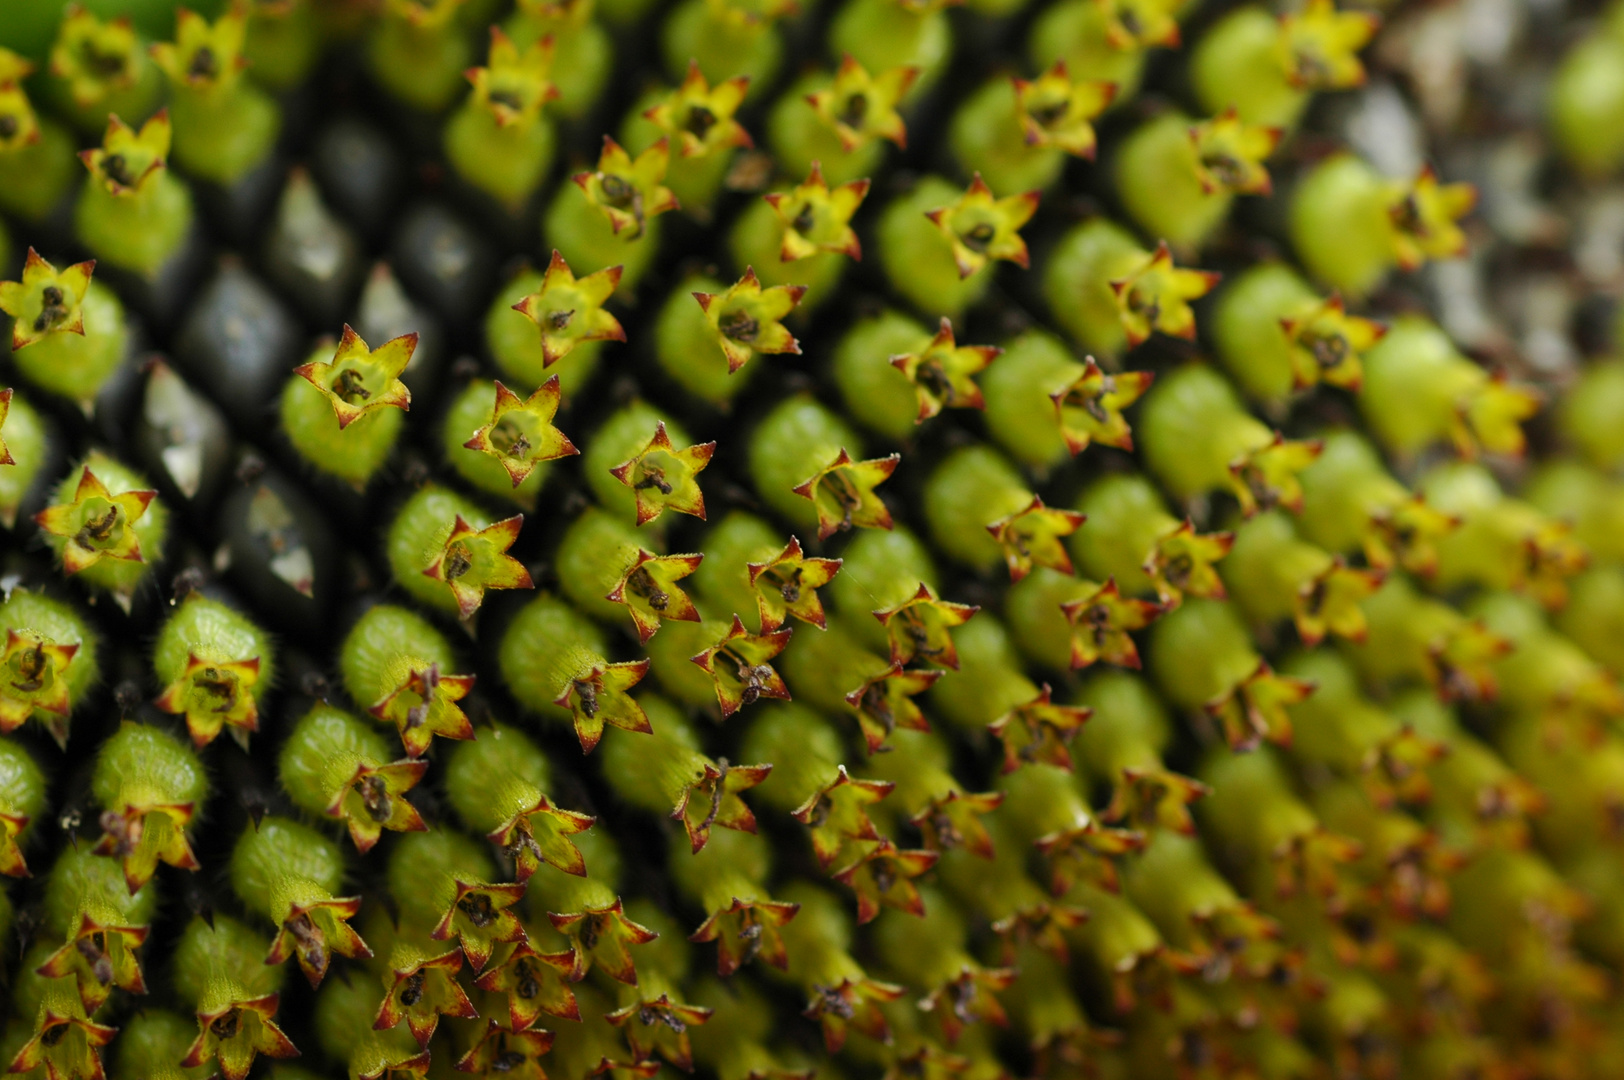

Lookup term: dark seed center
[210,1009,241,1039]
[626,565,669,610]
[332,368,372,404]
[102,152,135,188]
[359,774,394,822]
[718,309,760,343]
[959,222,996,252]
[458,891,498,926]
[686,104,717,140]
[188,45,217,80]
[443,543,473,581]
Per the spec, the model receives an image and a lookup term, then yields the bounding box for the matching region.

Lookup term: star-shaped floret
[918,963,1017,1044]
[765,163,870,261]
[1177,904,1282,979]
[467,28,558,127]
[606,550,704,644]
[1144,519,1233,605]
[1369,835,1462,922]
[1109,242,1220,346]
[475,941,580,1030]
[80,111,171,195]
[463,377,579,488]
[1012,61,1115,158]
[457,1020,555,1080]
[1269,827,1363,902]
[376,948,479,1047]
[1425,620,1511,704]
[1099,0,1183,49]
[925,174,1040,280]
[987,497,1086,581]
[747,537,841,631]
[1102,764,1211,836]
[1189,109,1281,196]
[7,1004,117,1080]
[1455,371,1541,459]
[806,57,918,152]
[1033,821,1145,895]
[488,793,595,881]
[421,514,534,619]
[183,992,300,1080]
[643,61,752,158]
[512,251,627,366]
[0,809,29,876]
[1280,293,1384,390]
[671,758,772,853]
[0,249,95,351]
[1059,579,1162,669]
[1542,670,1624,746]
[34,466,157,576]
[1386,166,1477,270]
[791,765,895,869]
[890,318,1001,421]
[912,789,1005,859]
[548,899,659,984]
[872,583,978,670]
[265,893,371,988]
[792,449,900,540]
[844,662,938,753]
[1204,659,1316,750]
[94,800,201,893]
[1296,559,1382,646]
[572,136,679,238]
[1519,519,1588,610]
[151,4,248,93]
[833,839,939,923]
[690,896,801,975]
[155,652,263,747]
[553,658,653,753]
[432,879,530,972]
[0,79,39,153]
[50,9,142,107]
[0,628,80,738]
[1227,434,1323,516]
[1358,725,1448,810]
[367,662,477,758]
[990,901,1089,964]
[690,615,792,718]
[802,975,905,1052]
[293,325,416,429]
[606,993,714,1072]
[988,684,1092,773]
[329,759,430,854]
[1280,0,1380,91]
[608,421,716,525]
[1050,361,1155,455]
[693,268,807,374]
[37,912,150,1013]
